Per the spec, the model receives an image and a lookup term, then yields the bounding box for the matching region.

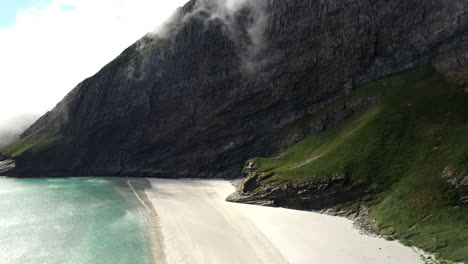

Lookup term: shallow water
[0,177,152,264]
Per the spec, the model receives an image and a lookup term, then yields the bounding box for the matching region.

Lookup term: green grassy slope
[0,130,63,158]
[250,66,468,262]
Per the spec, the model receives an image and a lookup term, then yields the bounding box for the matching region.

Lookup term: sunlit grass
[249,66,468,262]
[0,131,63,157]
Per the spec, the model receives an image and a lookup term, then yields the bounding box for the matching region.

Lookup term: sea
[0,177,153,264]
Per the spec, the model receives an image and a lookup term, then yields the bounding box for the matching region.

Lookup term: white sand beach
[144,178,425,264]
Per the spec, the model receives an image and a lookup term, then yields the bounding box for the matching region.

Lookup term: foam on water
[0,178,153,264]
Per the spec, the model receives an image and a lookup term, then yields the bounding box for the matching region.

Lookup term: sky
[0,0,188,133]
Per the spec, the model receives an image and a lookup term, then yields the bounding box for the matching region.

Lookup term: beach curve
[143,178,426,264]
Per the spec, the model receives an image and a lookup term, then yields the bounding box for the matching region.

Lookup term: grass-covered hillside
[0,130,63,158]
[248,66,468,263]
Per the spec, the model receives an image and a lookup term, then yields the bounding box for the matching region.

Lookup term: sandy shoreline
[141,178,426,264]
[127,179,167,264]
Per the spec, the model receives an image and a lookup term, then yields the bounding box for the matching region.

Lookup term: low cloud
[0,0,271,145]
[0,114,39,147]
[180,0,270,72]
[0,0,189,143]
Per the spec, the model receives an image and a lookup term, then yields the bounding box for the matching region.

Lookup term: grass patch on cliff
[0,131,64,158]
[249,65,468,262]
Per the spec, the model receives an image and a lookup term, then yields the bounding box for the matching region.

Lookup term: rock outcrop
[0,158,15,175]
[227,161,374,210]
[4,0,468,177]
[433,32,468,86]
[441,167,468,204]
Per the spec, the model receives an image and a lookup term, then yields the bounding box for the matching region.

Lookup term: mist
[0,114,40,148]
[0,0,189,147]
[0,0,271,148]
[189,0,270,71]
[144,0,271,73]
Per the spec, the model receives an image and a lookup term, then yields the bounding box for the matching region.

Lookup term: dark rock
[433,32,468,85]
[460,175,468,204]
[6,0,468,178]
[283,96,379,149]
[461,195,468,204]
[227,162,372,210]
[0,159,15,175]
[227,175,371,210]
[441,168,468,204]
[461,176,468,187]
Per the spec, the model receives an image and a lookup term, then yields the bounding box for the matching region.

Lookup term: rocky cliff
[1,0,467,177]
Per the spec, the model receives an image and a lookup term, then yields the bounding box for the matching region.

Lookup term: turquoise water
[0,178,152,264]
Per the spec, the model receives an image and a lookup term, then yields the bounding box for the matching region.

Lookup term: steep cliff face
[3,0,467,177]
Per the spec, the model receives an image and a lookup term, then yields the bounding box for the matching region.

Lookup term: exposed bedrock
[226,162,374,210]
[7,0,468,177]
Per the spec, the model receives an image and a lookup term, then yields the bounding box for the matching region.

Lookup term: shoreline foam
[127,178,167,264]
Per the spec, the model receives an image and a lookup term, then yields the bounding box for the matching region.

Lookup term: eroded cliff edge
[2,0,467,179]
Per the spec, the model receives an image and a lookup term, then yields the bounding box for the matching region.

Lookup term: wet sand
[127,178,167,264]
[143,178,425,264]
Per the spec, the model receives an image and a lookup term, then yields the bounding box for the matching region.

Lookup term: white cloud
[0,0,188,131]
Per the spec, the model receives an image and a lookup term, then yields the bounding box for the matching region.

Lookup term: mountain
[2,0,466,177]
[1,0,468,261]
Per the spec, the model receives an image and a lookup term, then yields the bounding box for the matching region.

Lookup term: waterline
[0,177,153,264]
[127,178,167,264]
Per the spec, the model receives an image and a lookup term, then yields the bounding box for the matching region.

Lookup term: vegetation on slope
[0,130,64,158]
[249,66,468,262]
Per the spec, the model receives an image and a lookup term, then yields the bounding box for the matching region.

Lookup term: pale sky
[0,0,188,130]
